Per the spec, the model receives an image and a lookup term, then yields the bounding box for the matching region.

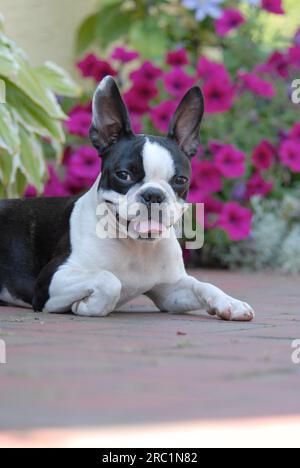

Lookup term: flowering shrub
[27,0,300,271]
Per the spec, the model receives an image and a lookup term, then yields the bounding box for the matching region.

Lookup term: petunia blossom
[150,100,177,133]
[215,144,246,178]
[215,9,245,37]
[252,140,276,170]
[219,202,252,241]
[279,139,300,172]
[203,78,235,113]
[164,67,195,98]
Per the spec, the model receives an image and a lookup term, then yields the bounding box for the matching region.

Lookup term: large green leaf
[18,126,46,192]
[95,1,133,49]
[129,18,169,60]
[35,61,81,97]
[6,82,65,142]
[76,14,98,55]
[0,104,19,155]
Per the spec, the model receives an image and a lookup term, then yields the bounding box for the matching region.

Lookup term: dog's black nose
[140,188,166,206]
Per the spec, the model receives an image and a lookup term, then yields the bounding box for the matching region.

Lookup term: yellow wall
[0,0,97,76]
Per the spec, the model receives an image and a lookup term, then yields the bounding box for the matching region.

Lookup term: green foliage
[0,23,80,198]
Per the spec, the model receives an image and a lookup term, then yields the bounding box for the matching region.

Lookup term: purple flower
[65,146,100,192]
[150,100,177,133]
[238,71,276,98]
[163,67,195,98]
[111,46,139,63]
[219,202,252,241]
[257,51,289,79]
[203,78,235,113]
[65,110,91,138]
[77,54,117,82]
[124,89,149,115]
[246,173,273,199]
[261,0,284,15]
[252,140,276,170]
[166,48,189,67]
[215,144,246,178]
[280,140,300,172]
[44,165,70,197]
[197,57,231,83]
[130,61,162,84]
[215,9,245,37]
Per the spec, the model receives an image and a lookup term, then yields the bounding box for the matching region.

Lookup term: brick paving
[0,270,299,446]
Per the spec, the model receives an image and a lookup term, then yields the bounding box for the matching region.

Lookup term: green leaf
[95,2,133,49]
[129,18,168,61]
[18,126,46,192]
[76,14,98,55]
[35,61,81,97]
[5,82,65,142]
[0,150,14,186]
[0,103,20,155]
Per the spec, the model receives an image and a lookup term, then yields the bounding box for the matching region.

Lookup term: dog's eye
[116,171,132,182]
[173,176,189,185]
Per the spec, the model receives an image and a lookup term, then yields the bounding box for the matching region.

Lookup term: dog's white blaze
[142,139,175,183]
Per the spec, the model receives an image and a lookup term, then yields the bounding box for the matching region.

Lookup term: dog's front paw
[208,296,255,322]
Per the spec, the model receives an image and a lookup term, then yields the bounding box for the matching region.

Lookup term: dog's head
[90,76,204,240]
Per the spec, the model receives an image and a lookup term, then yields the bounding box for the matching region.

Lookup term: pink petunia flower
[65,146,100,192]
[215,9,245,37]
[163,67,195,98]
[77,54,117,82]
[209,140,225,155]
[129,79,158,102]
[202,196,223,229]
[44,165,70,197]
[252,140,276,170]
[203,78,235,113]
[279,139,300,172]
[166,48,189,67]
[150,100,177,133]
[192,160,223,195]
[92,60,118,82]
[124,89,150,115]
[219,202,252,241]
[77,54,98,78]
[246,173,273,199]
[111,46,139,63]
[288,46,300,67]
[215,144,246,178]
[257,51,289,79]
[197,57,231,83]
[65,110,91,138]
[238,71,276,98]
[130,61,162,84]
[261,0,284,15]
[289,122,300,140]
[25,185,38,197]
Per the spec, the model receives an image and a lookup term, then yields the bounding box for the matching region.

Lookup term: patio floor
[0,270,299,447]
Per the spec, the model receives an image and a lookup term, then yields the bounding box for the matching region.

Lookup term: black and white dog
[0,77,254,321]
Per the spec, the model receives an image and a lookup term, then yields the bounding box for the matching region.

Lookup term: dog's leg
[44,269,121,317]
[148,275,254,322]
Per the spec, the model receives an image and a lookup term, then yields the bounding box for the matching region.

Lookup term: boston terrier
[0,77,254,321]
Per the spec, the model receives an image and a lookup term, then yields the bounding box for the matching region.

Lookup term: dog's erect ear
[89,76,134,154]
[168,87,204,159]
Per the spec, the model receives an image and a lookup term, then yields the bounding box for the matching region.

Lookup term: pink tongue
[134,220,163,235]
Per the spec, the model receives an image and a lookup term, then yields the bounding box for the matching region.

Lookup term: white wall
[0,0,97,76]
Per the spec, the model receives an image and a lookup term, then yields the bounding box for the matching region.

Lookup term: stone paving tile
[0,270,299,431]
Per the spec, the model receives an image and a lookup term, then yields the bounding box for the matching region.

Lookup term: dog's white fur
[44,140,254,322]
